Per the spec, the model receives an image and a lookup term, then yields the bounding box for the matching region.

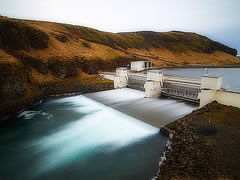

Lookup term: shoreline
[0,78,114,122]
[2,75,240,179]
[157,101,240,179]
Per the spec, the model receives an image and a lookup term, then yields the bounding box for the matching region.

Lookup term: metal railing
[99,72,116,76]
[164,75,201,85]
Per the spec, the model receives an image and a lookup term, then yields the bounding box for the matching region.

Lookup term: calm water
[163,68,240,93]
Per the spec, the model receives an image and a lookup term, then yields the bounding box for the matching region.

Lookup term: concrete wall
[116,68,128,77]
[199,89,240,108]
[144,81,161,98]
[114,76,128,89]
[198,89,217,107]
[215,91,240,108]
[147,70,163,82]
[201,76,222,90]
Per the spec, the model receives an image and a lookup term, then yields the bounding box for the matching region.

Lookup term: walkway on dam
[84,88,197,128]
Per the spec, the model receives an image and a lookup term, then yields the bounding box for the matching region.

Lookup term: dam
[1,67,239,180]
[100,61,240,108]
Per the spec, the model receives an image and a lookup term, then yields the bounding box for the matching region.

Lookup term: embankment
[0,76,113,121]
[158,101,240,179]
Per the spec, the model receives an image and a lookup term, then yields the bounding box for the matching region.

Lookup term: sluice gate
[161,81,200,103]
[161,76,201,103]
[128,73,147,91]
[99,65,225,107]
[128,77,146,91]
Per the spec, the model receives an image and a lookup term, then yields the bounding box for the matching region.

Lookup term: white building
[130,61,152,71]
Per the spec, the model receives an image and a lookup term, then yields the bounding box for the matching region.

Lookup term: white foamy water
[27,96,159,176]
[17,110,53,120]
[84,88,197,128]
[0,88,196,180]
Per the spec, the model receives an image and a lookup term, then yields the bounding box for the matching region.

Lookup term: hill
[0,16,239,118]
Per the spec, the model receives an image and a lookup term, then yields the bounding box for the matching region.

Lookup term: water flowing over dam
[0,68,239,180]
[0,88,196,180]
[84,88,197,128]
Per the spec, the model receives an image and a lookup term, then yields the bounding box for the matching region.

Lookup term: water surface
[2,67,238,180]
[163,68,240,93]
[0,89,196,180]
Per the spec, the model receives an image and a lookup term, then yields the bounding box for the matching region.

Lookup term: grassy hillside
[0,16,239,118]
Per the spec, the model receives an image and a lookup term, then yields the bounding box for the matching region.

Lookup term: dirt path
[158,101,240,179]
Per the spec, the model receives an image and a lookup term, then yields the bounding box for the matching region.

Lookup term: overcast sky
[1,0,240,54]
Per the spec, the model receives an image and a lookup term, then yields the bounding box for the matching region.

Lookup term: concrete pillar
[199,74,223,107]
[114,67,128,89]
[201,74,222,90]
[144,70,163,98]
[198,89,216,107]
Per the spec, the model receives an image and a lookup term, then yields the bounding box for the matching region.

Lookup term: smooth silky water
[1,68,238,180]
[0,90,196,180]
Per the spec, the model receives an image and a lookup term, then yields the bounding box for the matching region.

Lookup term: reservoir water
[163,68,240,93]
[1,68,239,180]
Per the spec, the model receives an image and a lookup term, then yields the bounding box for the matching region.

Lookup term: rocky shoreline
[0,77,114,121]
[157,101,240,179]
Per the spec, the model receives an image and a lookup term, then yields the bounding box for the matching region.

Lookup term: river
[0,89,196,180]
[0,68,239,180]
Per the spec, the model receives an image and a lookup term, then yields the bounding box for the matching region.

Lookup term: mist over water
[0,88,197,180]
[0,94,166,180]
[84,88,197,128]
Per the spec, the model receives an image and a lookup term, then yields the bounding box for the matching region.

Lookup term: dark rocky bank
[158,101,240,180]
[0,78,114,121]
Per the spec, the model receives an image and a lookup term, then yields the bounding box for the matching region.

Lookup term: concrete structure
[144,70,163,98]
[114,68,128,89]
[100,63,240,108]
[198,74,240,108]
[116,67,128,77]
[201,74,222,90]
[198,89,240,108]
[198,74,223,107]
[215,91,240,108]
[161,76,201,103]
[131,61,152,71]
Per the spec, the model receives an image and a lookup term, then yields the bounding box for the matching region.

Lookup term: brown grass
[0,17,239,116]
